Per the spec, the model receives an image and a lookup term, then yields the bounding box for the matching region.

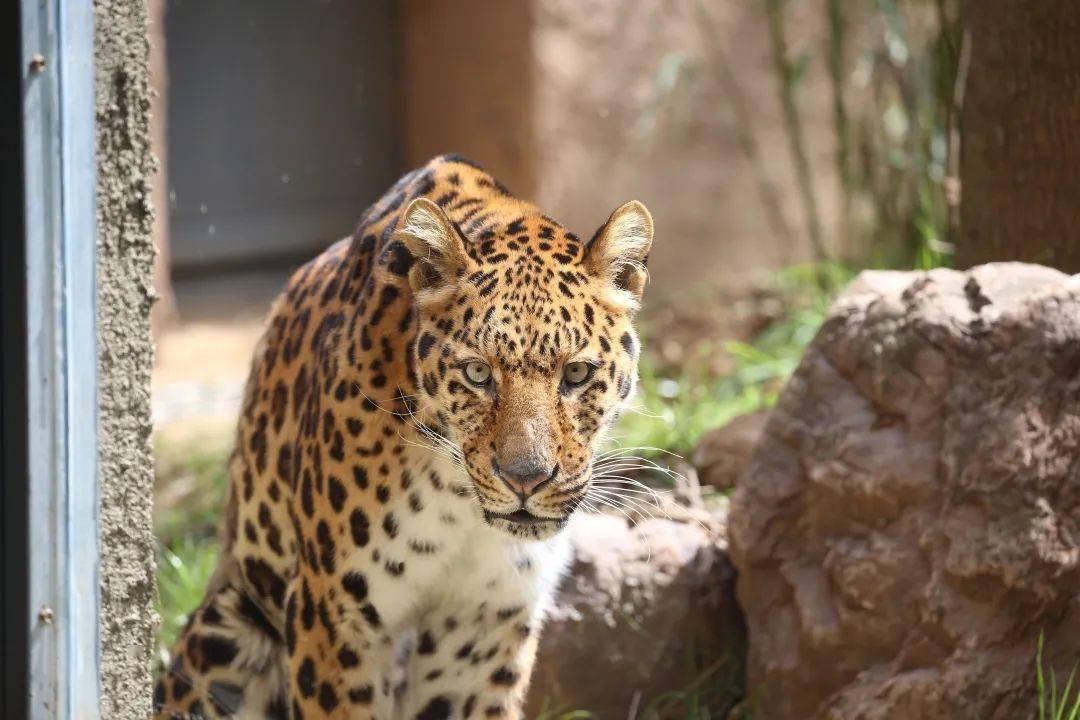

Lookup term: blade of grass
[1040,633,1048,719]
[1054,667,1060,720]
[1057,664,1077,720]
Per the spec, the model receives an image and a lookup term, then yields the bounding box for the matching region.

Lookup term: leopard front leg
[285,573,396,719]
[400,531,570,720]
[401,602,542,720]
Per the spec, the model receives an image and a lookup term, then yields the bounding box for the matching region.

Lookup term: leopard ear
[585,200,653,310]
[396,198,473,303]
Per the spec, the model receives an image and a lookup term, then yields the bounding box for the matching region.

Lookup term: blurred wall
[157,1,840,296]
[402,0,840,300]
[165,0,401,273]
[401,0,536,198]
[531,0,839,296]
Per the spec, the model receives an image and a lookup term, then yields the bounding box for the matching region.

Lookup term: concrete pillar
[94,0,157,716]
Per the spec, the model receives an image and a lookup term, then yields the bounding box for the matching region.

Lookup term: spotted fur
[154,155,654,719]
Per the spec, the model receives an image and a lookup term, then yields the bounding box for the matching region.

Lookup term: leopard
[153,154,655,720]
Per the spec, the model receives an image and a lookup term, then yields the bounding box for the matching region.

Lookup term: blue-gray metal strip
[59,1,100,717]
[20,0,100,717]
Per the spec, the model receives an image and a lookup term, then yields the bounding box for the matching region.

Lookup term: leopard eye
[463,361,492,386]
[563,361,593,387]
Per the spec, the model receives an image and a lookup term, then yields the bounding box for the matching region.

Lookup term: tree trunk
[959,2,1080,272]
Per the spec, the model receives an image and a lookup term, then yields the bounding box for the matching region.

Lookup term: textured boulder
[693,411,770,492]
[730,263,1080,719]
[527,505,744,717]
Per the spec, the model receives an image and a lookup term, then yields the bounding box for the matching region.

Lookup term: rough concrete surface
[731,263,1080,719]
[95,0,158,716]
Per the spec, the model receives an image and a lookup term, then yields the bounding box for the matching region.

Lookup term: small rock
[527,508,745,717]
[692,411,770,492]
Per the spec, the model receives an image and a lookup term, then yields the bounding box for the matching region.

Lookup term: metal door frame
[9,1,100,717]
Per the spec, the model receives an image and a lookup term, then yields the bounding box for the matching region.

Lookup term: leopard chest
[343,451,572,635]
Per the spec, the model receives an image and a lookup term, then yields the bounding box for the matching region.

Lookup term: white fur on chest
[360,454,572,633]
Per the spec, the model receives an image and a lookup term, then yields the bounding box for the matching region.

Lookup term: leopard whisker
[398,433,464,471]
[591,476,671,512]
[596,444,685,461]
[592,453,686,481]
[586,487,660,518]
[587,482,667,512]
[589,484,672,504]
[582,490,656,563]
[592,460,681,476]
[351,384,416,418]
[620,402,666,419]
[581,491,637,526]
[594,473,676,500]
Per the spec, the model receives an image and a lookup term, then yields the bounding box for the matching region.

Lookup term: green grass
[613,263,851,460]
[1038,632,1080,720]
[153,428,232,659]
[153,429,232,545]
[535,704,596,720]
[156,536,220,656]
[534,647,743,720]
[639,650,744,720]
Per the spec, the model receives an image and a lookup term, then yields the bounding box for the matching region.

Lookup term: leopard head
[398,197,653,539]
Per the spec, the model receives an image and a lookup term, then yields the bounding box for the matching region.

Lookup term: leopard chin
[482,508,570,540]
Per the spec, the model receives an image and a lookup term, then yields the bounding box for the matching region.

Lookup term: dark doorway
[164,0,402,274]
[2,1,29,715]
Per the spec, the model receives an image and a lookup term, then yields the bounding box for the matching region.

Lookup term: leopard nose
[493,458,558,499]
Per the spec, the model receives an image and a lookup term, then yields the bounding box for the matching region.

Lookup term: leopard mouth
[484,508,553,526]
[479,467,588,512]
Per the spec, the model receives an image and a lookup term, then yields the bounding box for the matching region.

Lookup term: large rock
[730,264,1080,719]
[527,504,745,717]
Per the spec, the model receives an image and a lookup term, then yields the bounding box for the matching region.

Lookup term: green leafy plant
[614,345,771,460]
[614,263,851,460]
[1037,632,1080,720]
[752,0,963,270]
[844,0,962,270]
[153,430,233,663]
[640,651,744,720]
[156,536,219,659]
